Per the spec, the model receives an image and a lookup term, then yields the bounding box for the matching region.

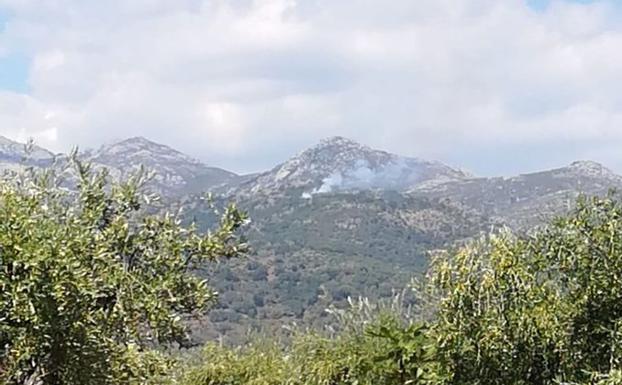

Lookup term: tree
[180,192,622,385]
[365,319,439,385]
[429,193,622,384]
[0,154,248,385]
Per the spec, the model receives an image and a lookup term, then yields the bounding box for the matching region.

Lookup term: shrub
[0,155,247,384]
[429,193,622,384]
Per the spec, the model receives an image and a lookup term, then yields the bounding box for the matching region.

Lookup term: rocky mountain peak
[85,137,239,196]
[234,136,470,196]
[94,136,202,165]
[0,135,15,146]
[566,160,612,176]
[317,136,369,150]
[284,136,395,176]
[0,135,55,163]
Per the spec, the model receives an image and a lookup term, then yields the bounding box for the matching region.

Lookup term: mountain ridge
[2,133,622,343]
[0,135,56,164]
[86,136,240,195]
[1,134,617,199]
[230,135,473,198]
[2,133,621,238]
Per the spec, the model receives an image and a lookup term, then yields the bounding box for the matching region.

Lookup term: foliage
[182,190,488,344]
[180,294,438,385]
[429,193,622,384]
[6,144,622,385]
[182,193,622,385]
[365,320,439,384]
[0,155,247,385]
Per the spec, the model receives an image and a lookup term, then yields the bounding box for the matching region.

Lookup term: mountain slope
[2,134,622,344]
[88,137,240,196]
[410,160,622,228]
[0,136,55,170]
[232,136,471,197]
[182,141,622,343]
[180,190,491,343]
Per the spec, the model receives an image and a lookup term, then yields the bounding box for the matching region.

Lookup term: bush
[181,294,436,385]
[0,155,247,385]
[429,193,622,384]
[182,193,622,385]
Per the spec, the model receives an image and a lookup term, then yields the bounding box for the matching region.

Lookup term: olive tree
[0,154,247,385]
[430,193,622,385]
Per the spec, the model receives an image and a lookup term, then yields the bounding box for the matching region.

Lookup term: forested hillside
[2,136,621,344]
[180,193,622,385]
[3,0,621,383]
[4,157,622,384]
[180,190,491,342]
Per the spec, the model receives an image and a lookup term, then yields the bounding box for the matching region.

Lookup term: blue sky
[0,53,29,93]
[0,6,29,93]
[527,0,595,10]
[0,6,7,30]
[1,0,622,176]
[527,0,551,10]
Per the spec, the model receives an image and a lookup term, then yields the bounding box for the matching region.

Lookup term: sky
[0,0,622,176]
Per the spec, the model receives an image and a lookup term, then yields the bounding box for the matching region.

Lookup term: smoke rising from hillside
[303,159,422,197]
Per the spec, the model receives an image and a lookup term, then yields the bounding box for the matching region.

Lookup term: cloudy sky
[0,0,621,175]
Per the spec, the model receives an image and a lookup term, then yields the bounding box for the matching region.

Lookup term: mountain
[2,134,622,343]
[231,136,471,198]
[181,189,491,343]
[410,160,622,229]
[86,137,240,196]
[0,135,55,170]
[181,140,622,343]
[0,135,242,197]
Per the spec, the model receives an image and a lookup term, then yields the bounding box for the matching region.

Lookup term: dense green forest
[178,190,489,344]
[3,160,622,384]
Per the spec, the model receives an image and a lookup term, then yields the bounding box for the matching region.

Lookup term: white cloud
[0,0,621,175]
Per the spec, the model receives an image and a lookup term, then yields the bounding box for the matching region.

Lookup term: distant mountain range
[4,134,617,210]
[0,136,240,195]
[2,134,621,343]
